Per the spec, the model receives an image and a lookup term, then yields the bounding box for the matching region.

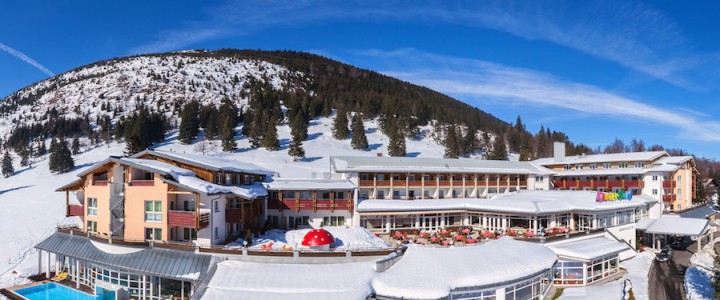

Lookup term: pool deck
[0,273,94,299]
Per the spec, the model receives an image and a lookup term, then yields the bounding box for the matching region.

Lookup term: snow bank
[200,260,375,300]
[691,236,720,271]
[227,226,391,251]
[685,266,716,300]
[176,175,267,198]
[372,238,557,299]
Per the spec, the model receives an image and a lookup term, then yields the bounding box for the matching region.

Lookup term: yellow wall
[123,173,170,241]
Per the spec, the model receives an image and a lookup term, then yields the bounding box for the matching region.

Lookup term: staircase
[110,182,125,238]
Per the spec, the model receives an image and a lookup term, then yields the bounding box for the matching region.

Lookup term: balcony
[662,181,675,188]
[438,180,452,187]
[408,180,424,187]
[282,200,297,210]
[129,180,154,186]
[198,212,209,229]
[376,180,391,187]
[625,181,642,188]
[168,210,196,228]
[607,180,623,187]
[298,199,314,210]
[92,180,108,186]
[663,195,677,202]
[67,204,84,217]
[578,181,592,188]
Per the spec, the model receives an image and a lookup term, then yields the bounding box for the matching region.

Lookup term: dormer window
[589,164,597,169]
[575,165,583,170]
[563,165,570,170]
[635,162,645,168]
[603,163,612,169]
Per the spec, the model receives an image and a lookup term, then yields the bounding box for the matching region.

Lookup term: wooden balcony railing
[198,212,210,229]
[67,204,84,217]
[359,180,374,187]
[376,180,391,187]
[663,195,677,202]
[129,180,154,186]
[168,210,196,228]
[663,181,675,188]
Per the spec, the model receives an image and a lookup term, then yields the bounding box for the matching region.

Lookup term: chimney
[377,153,383,157]
[553,142,566,162]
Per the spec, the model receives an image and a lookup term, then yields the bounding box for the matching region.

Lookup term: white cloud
[357,48,720,142]
[0,42,54,77]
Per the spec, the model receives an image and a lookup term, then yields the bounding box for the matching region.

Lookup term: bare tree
[193,138,217,155]
[629,138,646,152]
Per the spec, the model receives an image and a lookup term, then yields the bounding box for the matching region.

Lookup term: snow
[685,266,716,300]
[144,150,275,176]
[558,251,654,300]
[200,259,376,300]
[371,237,557,299]
[226,226,391,251]
[643,215,709,236]
[331,156,553,175]
[548,237,630,260]
[175,175,268,198]
[690,237,719,271]
[357,190,654,214]
[533,151,667,166]
[264,178,355,190]
[120,158,196,180]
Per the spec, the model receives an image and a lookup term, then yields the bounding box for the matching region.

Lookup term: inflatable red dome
[301,229,335,250]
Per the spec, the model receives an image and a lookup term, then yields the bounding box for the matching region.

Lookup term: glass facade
[553,255,620,286]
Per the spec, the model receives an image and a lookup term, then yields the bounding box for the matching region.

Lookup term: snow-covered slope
[0,115,450,289]
[1,52,303,136]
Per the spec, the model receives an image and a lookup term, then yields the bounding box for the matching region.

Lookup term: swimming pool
[13,282,113,300]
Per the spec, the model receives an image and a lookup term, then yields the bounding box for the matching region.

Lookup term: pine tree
[261,117,280,151]
[178,100,200,144]
[288,136,305,161]
[49,139,75,174]
[332,108,349,140]
[387,121,406,157]
[488,134,508,160]
[71,136,81,155]
[37,141,46,157]
[219,97,239,152]
[444,125,460,158]
[19,149,29,167]
[204,106,220,139]
[351,113,369,150]
[1,152,13,177]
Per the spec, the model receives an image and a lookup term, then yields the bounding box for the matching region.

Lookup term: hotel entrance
[420,215,440,231]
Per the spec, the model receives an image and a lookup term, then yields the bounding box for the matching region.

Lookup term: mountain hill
[0,49,580,158]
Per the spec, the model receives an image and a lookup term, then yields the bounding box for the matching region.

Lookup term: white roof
[357,191,654,215]
[170,176,268,199]
[653,156,692,165]
[138,149,275,176]
[548,237,630,261]
[534,151,667,166]
[642,215,709,236]
[331,156,553,175]
[646,164,681,172]
[372,238,557,299]
[200,260,376,300]
[264,178,355,191]
[120,158,196,180]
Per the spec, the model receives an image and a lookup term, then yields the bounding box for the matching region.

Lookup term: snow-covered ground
[226,226,391,251]
[0,115,449,290]
[685,266,716,300]
[558,251,654,300]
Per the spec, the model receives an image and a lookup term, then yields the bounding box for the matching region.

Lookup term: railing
[67,204,84,217]
[663,181,675,188]
[282,200,297,210]
[129,180,154,186]
[92,180,108,186]
[625,181,642,188]
[438,180,452,186]
[518,181,528,186]
[376,180,391,187]
[663,195,677,202]
[607,180,623,187]
[408,180,423,186]
[168,210,196,228]
[198,212,210,229]
[578,181,592,188]
[298,200,314,210]
[359,180,374,187]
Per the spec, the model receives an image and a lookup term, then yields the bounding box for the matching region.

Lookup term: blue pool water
[13,282,111,300]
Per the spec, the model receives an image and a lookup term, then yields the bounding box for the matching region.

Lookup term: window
[360,174,369,180]
[145,228,161,241]
[377,191,385,199]
[183,228,197,240]
[535,176,544,182]
[360,190,369,199]
[392,175,400,180]
[300,191,312,200]
[225,174,232,185]
[335,191,345,200]
[563,165,571,170]
[377,174,385,180]
[635,162,645,168]
[214,174,221,184]
[214,227,219,239]
[87,220,97,233]
[285,191,296,199]
[323,216,345,226]
[87,197,98,216]
[142,172,153,180]
[575,165,583,170]
[618,163,628,168]
[603,163,612,169]
[589,164,597,169]
[652,189,658,195]
[652,175,658,181]
[423,175,430,181]
[678,188,682,195]
[678,175,682,182]
[213,200,220,213]
[144,200,162,222]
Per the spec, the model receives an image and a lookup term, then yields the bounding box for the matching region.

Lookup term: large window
[505,269,552,300]
[145,200,162,222]
[87,220,97,233]
[145,228,162,241]
[87,197,98,216]
[323,216,345,226]
[553,261,584,285]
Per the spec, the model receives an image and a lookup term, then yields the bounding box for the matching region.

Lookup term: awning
[640,216,710,236]
[680,205,717,219]
[35,232,217,281]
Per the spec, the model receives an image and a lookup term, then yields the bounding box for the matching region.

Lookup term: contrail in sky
[0,42,54,77]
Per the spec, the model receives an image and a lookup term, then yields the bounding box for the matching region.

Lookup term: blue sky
[2,1,720,158]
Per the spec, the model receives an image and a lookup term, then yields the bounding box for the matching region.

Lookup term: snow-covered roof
[653,156,693,165]
[680,205,717,219]
[135,149,275,176]
[645,164,681,173]
[640,215,709,236]
[372,238,557,299]
[533,151,667,166]
[553,168,647,177]
[547,237,630,261]
[120,158,196,180]
[357,191,654,215]
[264,178,355,191]
[161,176,268,199]
[331,156,553,175]
[199,260,376,300]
